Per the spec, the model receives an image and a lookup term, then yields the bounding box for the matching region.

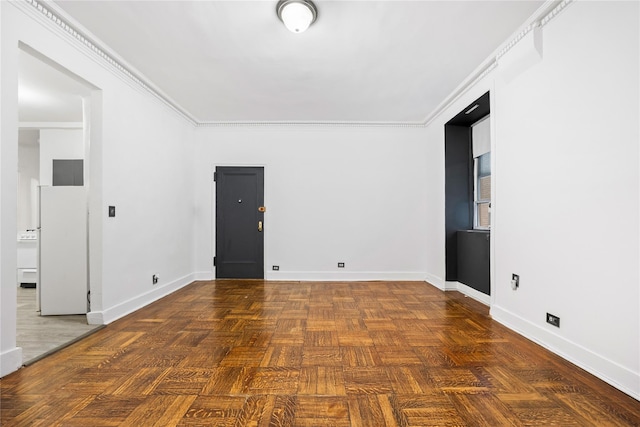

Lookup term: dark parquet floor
[1,280,639,426]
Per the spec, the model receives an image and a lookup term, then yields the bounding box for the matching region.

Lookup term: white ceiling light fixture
[276,0,317,34]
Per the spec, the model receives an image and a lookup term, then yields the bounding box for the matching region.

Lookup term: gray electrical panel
[52,159,84,186]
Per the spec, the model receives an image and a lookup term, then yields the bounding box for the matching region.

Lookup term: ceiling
[27,1,545,124]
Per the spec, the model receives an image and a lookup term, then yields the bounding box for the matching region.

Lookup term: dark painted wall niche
[444,125,473,280]
[444,92,490,295]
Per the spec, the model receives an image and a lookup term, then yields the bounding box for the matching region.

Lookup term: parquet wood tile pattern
[2,280,639,426]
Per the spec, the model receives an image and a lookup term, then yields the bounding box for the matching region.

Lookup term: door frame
[3,44,104,375]
[211,164,267,279]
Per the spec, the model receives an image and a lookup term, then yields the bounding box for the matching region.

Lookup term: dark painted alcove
[444,92,490,292]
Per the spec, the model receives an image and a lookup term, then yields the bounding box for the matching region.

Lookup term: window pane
[478,202,490,228]
[478,152,491,177]
[479,175,491,200]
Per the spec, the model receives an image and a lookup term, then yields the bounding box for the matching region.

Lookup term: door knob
[258,221,263,232]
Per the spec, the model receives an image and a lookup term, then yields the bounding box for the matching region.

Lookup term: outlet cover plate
[546,313,560,327]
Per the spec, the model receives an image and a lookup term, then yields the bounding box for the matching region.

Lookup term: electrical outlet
[511,273,519,290]
[108,206,116,217]
[546,313,560,328]
[272,265,279,271]
[152,274,158,285]
[338,262,345,268]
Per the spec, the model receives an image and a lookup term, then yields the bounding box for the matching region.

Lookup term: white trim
[539,0,574,27]
[444,281,459,291]
[424,272,445,290]
[0,347,23,377]
[86,273,194,325]
[193,271,214,281]
[488,87,497,308]
[85,311,104,325]
[441,281,491,306]
[197,121,424,128]
[19,121,83,129]
[180,272,430,283]
[455,282,491,306]
[265,271,427,282]
[491,305,640,401]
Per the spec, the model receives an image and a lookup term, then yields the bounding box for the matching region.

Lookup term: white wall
[38,128,83,186]
[17,130,39,231]
[1,1,196,376]
[492,1,639,398]
[424,1,639,398]
[193,126,429,281]
[99,87,195,316]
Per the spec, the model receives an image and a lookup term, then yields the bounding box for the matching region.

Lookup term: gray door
[215,167,264,278]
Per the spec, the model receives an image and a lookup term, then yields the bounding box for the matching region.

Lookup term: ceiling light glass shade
[277,0,317,33]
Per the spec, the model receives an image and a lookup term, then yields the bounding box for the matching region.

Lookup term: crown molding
[196,120,425,129]
[15,0,574,130]
[539,0,574,27]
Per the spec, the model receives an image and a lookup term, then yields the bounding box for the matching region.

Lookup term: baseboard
[454,282,490,306]
[424,272,445,290]
[193,271,214,281]
[86,273,195,325]
[491,305,640,401]
[0,347,23,377]
[265,271,427,281]
[444,280,459,291]
[86,311,104,325]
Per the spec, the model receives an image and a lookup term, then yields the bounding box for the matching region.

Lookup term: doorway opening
[16,46,102,364]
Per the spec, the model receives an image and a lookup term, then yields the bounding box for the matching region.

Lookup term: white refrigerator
[38,186,88,315]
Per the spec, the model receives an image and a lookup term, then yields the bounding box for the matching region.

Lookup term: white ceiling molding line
[538,0,574,27]
[422,0,573,128]
[15,0,197,126]
[196,121,426,129]
[19,121,83,129]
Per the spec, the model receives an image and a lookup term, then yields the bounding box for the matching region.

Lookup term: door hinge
[213,172,217,182]
[213,256,217,267]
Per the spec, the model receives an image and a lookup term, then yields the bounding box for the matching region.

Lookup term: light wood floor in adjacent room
[16,287,102,364]
[2,280,639,426]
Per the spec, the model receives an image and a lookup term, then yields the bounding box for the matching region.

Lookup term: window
[475,152,491,229]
